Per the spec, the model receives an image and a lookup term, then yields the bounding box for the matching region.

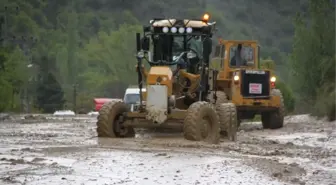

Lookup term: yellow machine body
[212,40,282,112]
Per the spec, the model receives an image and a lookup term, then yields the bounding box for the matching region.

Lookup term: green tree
[0,46,27,112]
[78,24,142,97]
[0,48,12,111]
[35,73,65,113]
[35,55,65,113]
[289,0,335,119]
[0,0,315,113]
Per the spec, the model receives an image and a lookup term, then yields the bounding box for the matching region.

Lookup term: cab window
[211,45,225,70]
[124,93,140,104]
[229,45,254,67]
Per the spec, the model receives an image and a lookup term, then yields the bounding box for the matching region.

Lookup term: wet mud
[0,114,335,185]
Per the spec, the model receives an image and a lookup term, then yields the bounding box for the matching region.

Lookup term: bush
[276,80,295,114]
[260,59,275,70]
[312,83,335,121]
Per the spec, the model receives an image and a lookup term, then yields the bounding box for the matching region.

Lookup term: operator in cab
[230,44,247,67]
[171,36,201,75]
[171,39,187,76]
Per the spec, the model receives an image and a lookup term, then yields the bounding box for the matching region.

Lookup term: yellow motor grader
[211,39,285,129]
[96,14,238,144]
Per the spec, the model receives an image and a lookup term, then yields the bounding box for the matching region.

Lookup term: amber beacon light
[202,13,210,22]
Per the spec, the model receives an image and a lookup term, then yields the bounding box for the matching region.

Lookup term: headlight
[233,75,239,81]
[270,76,276,82]
[187,51,197,59]
[137,51,144,58]
[162,27,169,33]
[171,27,177,33]
[186,27,192,33]
[178,27,185,33]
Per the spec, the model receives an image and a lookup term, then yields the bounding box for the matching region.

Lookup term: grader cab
[96,14,238,144]
[212,40,285,129]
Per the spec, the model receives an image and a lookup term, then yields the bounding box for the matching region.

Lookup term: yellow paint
[211,39,281,109]
[146,66,173,95]
[231,90,281,108]
[214,40,260,81]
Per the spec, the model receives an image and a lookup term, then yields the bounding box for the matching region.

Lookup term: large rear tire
[214,91,239,138]
[97,100,135,138]
[261,89,285,129]
[215,91,228,104]
[217,102,238,141]
[183,101,220,144]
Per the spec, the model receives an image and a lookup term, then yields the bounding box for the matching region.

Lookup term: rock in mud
[0,113,11,121]
[21,114,47,124]
[24,114,47,120]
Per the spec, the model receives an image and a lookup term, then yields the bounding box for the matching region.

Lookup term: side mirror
[136,33,141,52]
[141,37,150,51]
[143,26,151,32]
[203,37,212,61]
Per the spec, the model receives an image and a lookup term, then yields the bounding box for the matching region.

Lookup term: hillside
[1,0,334,118]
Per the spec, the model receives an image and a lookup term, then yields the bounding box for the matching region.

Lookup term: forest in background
[0,0,334,120]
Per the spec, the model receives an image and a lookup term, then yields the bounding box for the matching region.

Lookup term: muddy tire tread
[96,100,134,137]
[262,89,285,129]
[183,101,220,144]
[216,91,229,104]
[217,102,238,141]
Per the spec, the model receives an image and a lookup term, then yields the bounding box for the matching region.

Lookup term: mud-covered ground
[0,113,335,185]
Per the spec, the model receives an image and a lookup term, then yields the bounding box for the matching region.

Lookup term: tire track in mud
[0,114,335,185]
[0,156,74,185]
[234,120,336,185]
[26,135,322,185]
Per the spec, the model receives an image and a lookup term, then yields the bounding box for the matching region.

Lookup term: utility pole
[67,2,79,114]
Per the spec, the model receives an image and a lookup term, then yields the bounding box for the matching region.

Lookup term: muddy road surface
[0,114,335,185]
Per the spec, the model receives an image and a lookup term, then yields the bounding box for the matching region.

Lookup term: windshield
[229,45,254,67]
[172,36,202,58]
[124,93,140,104]
[152,35,203,67]
[170,36,202,72]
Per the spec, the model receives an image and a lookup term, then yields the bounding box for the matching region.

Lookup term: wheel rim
[113,114,128,137]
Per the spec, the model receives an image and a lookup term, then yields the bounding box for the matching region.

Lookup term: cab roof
[219,39,259,45]
[150,19,216,28]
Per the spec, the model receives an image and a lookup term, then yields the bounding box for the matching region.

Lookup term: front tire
[97,100,135,138]
[261,89,285,129]
[215,91,229,104]
[183,101,220,144]
[217,103,238,141]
